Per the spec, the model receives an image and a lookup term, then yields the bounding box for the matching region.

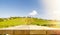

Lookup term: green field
[0,17,60,28]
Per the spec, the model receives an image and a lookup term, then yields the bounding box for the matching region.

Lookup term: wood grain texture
[0,30,60,35]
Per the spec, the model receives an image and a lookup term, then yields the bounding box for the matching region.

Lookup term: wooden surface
[0,30,60,35]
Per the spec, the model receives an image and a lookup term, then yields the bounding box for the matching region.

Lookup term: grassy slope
[0,17,60,28]
[0,18,23,28]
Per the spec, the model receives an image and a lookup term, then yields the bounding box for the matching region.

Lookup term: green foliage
[0,18,4,22]
[0,17,59,28]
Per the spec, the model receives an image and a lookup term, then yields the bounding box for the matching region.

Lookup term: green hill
[0,17,60,28]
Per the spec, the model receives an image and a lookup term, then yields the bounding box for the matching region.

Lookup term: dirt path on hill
[0,25,59,30]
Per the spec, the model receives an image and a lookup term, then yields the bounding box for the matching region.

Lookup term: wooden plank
[3,30,13,34]
[0,30,13,34]
[30,30,46,34]
[30,34,46,35]
[47,30,60,35]
[0,30,13,35]
[0,30,4,34]
[14,30,25,34]
[24,30,30,34]
[14,34,30,35]
[1,30,60,35]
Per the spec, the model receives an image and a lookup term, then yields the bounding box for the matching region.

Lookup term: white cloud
[39,0,60,20]
[29,10,37,16]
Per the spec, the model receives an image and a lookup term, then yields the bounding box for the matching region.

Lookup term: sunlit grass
[0,17,60,28]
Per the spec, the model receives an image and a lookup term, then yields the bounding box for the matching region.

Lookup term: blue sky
[0,0,60,20]
[0,0,43,18]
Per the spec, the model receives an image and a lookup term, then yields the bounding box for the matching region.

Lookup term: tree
[0,18,4,22]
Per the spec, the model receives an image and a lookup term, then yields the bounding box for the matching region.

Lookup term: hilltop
[0,17,60,28]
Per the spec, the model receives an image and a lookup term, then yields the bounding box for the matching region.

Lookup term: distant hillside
[0,17,60,28]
